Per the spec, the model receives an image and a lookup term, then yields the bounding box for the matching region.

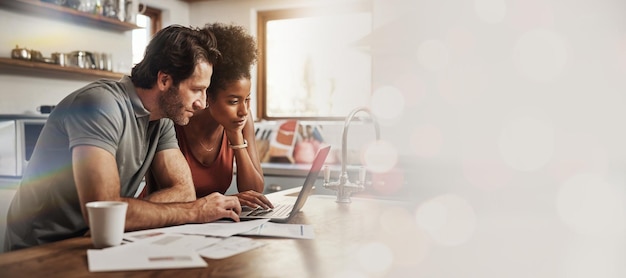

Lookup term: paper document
[135,233,267,260]
[197,236,267,260]
[127,233,223,251]
[239,222,315,239]
[88,234,208,272]
[124,219,270,241]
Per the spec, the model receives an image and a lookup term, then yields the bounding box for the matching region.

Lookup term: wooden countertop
[0,189,419,277]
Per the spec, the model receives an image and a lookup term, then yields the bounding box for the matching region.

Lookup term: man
[4,25,241,252]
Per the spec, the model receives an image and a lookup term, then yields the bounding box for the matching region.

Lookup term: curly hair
[202,22,258,99]
[131,24,221,89]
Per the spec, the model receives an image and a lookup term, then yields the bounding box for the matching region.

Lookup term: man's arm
[143,148,196,203]
[72,145,241,232]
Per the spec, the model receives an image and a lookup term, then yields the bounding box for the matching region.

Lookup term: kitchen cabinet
[0,0,137,80]
[0,57,124,81]
[0,0,140,32]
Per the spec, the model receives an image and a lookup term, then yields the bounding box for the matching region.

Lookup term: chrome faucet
[323,106,381,203]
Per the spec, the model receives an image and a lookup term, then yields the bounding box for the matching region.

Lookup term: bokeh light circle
[362,140,398,173]
[415,194,477,246]
[415,199,448,233]
[556,173,626,236]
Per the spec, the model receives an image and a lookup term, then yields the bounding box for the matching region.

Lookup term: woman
[144,23,272,209]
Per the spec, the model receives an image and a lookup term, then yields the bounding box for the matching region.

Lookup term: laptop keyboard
[248,204,292,217]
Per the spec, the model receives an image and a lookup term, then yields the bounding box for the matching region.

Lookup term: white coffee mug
[86,201,128,249]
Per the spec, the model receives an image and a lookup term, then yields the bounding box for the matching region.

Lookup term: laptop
[240,145,331,223]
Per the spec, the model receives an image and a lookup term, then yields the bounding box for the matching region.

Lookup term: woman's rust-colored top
[176,125,234,198]
[142,125,234,199]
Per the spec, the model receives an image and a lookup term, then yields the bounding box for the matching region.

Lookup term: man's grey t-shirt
[4,76,179,251]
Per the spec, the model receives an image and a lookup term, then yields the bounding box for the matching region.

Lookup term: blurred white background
[362,0,626,277]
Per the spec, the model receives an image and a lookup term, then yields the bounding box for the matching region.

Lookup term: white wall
[374,1,626,276]
[0,0,190,115]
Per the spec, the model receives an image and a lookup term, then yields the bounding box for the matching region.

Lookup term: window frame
[132,5,161,66]
[256,4,372,121]
[141,5,162,35]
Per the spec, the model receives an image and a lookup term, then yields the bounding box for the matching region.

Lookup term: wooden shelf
[0,57,125,81]
[0,0,141,32]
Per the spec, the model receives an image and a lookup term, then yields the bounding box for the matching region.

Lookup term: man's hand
[195,192,242,222]
[233,190,274,210]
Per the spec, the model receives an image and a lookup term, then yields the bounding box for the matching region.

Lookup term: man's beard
[159,85,188,125]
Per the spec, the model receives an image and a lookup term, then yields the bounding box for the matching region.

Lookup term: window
[132,5,162,65]
[257,4,372,120]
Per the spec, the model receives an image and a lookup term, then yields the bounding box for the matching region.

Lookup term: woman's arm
[225,113,264,193]
[224,113,273,209]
